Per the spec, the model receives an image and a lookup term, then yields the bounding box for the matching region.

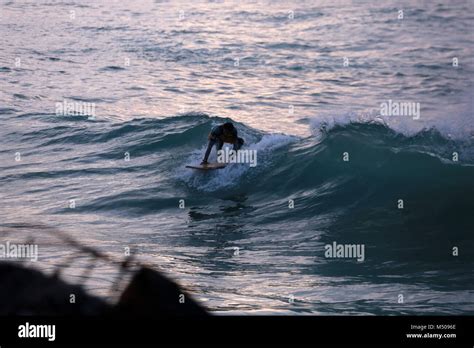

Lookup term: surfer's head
[223,122,234,135]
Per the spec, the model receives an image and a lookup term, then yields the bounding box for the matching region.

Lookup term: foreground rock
[0,262,208,316]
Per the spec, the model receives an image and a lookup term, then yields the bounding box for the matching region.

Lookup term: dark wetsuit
[202,125,244,163]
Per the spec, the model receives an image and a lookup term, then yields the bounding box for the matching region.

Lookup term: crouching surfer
[201,122,244,165]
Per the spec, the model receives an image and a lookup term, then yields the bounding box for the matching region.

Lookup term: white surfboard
[186,163,227,170]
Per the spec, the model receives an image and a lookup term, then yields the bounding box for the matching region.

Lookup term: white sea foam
[177,133,297,192]
[309,97,473,141]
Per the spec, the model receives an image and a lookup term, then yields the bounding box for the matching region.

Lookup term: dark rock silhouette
[0,262,110,315]
[0,223,209,316]
[114,267,208,316]
[0,262,208,316]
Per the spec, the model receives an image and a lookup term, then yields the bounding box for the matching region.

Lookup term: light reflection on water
[1,0,473,314]
[3,1,473,136]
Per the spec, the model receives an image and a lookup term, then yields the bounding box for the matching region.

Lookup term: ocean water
[1,0,473,314]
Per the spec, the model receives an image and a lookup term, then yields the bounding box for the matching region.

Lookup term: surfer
[201,122,244,165]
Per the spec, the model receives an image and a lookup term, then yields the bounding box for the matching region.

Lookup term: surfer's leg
[202,139,216,163]
[233,137,244,151]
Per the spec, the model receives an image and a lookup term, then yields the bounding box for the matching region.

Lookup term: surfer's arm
[209,126,222,139]
[202,137,216,164]
[202,126,226,164]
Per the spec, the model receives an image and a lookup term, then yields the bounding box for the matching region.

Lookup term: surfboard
[186,163,227,170]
